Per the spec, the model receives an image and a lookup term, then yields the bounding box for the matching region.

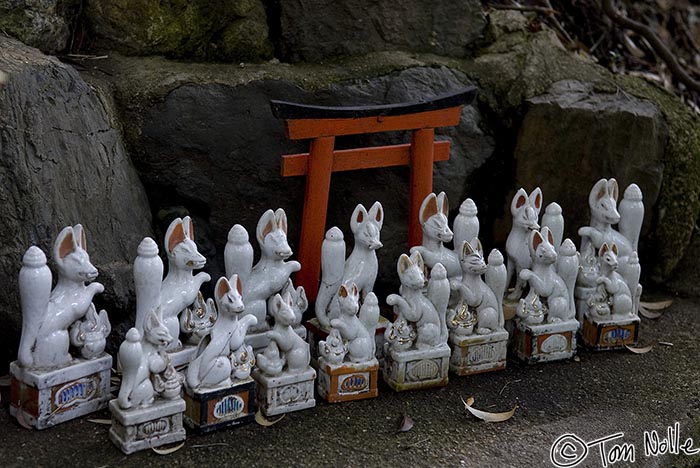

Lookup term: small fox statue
[18,225,106,369]
[118,307,179,409]
[410,192,460,280]
[160,216,211,351]
[518,228,573,323]
[386,251,450,350]
[316,202,383,329]
[450,239,505,335]
[323,283,378,364]
[256,292,311,376]
[596,243,634,318]
[225,209,302,332]
[186,275,258,390]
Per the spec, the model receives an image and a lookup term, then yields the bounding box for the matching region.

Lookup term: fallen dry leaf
[87,418,112,425]
[639,299,673,319]
[397,414,414,433]
[658,341,674,347]
[152,442,185,455]
[461,397,517,423]
[16,406,33,430]
[625,344,654,354]
[255,409,285,427]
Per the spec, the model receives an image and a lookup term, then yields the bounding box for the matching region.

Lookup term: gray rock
[84,0,273,62]
[0,0,80,53]
[0,37,153,368]
[510,80,667,256]
[106,61,494,301]
[277,0,486,62]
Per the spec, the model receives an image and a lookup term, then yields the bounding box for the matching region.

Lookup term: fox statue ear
[530,187,543,212]
[541,226,554,245]
[599,243,610,257]
[73,224,86,250]
[166,218,186,254]
[339,284,349,298]
[590,179,608,207]
[397,254,411,275]
[512,188,528,213]
[216,277,231,301]
[462,240,475,258]
[369,201,384,229]
[474,238,483,255]
[419,193,438,224]
[55,226,77,260]
[184,216,195,241]
[611,243,618,256]
[351,204,368,232]
[351,283,358,297]
[411,250,425,272]
[608,178,619,202]
[257,210,276,243]
[531,230,544,252]
[437,192,449,217]
[275,208,288,235]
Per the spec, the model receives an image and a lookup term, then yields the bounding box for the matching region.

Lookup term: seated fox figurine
[316,202,384,328]
[18,225,109,369]
[186,275,258,390]
[225,209,304,332]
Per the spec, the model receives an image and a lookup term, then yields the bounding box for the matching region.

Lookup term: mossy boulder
[84,0,274,62]
[0,0,81,53]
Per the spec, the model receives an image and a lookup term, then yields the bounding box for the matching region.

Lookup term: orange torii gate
[271,88,476,301]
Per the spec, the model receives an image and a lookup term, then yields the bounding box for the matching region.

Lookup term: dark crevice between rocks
[263,0,284,62]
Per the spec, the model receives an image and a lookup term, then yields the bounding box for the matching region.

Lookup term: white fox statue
[315,202,383,329]
[186,275,257,390]
[224,208,303,332]
[18,225,109,369]
[158,216,211,351]
[385,252,450,351]
[577,178,644,313]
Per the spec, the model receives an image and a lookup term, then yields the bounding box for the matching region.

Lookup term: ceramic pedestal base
[9,354,112,429]
[581,314,640,350]
[449,330,509,376]
[317,358,379,403]
[184,378,256,434]
[305,317,389,366]
[252,368,316,416]
[512,319,579,364]
[382,344,450,392]
[109,398,186,454]
[246,326,307,355]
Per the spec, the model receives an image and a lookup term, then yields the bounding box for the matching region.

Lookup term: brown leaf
[462,397,517,423]
[16,406,33,430]
[87,418,112,425]
[152,442,185,455]
[625,344,654,354]
[640,299,673,310]
[255,409,285,427]
[397,414,414,433]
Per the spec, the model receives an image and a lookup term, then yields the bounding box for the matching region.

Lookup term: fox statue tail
[117,328,143,409]
[359,292,380,356]
[18,246,52,368]
[315,227,346,328]
[428,263,450,343]
[485,249,507,328]
[224,224,254,286]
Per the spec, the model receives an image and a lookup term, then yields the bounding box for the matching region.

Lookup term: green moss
[613,75,700,281]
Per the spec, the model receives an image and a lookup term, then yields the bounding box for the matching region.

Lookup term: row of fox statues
[9,177,644,453]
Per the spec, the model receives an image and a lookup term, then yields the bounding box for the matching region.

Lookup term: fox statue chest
[246,259,297,300]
